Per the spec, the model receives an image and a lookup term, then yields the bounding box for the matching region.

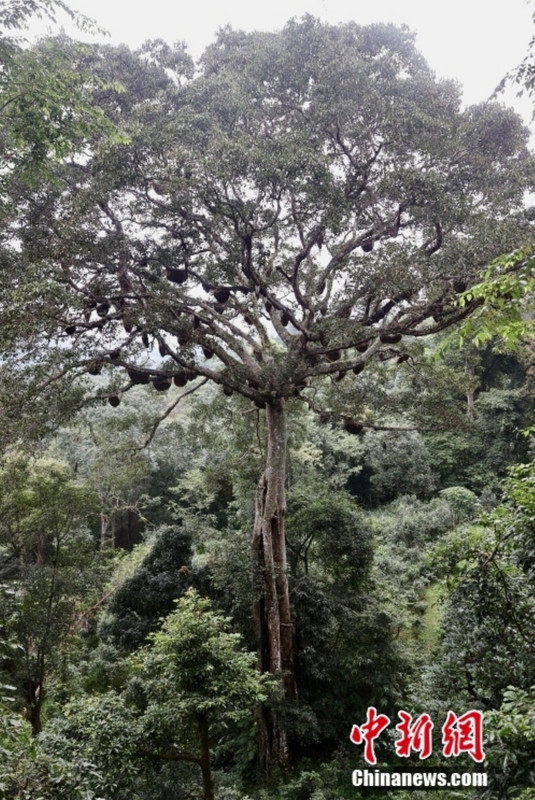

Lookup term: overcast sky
[32,0,535,125]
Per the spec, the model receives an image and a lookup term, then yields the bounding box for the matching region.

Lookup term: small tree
[132,589,270,800]
[0,457,100,734]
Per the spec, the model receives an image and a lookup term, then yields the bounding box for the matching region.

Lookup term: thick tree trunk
[252,398,296,770]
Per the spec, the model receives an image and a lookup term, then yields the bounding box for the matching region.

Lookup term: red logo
[350,707,391,765]
[350,709,485,764]
[395,712,434,759]
[442,710,485,763]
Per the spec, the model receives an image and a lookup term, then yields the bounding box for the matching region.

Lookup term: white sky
[32,0,535,125]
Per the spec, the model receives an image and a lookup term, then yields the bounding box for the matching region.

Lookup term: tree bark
[466,389,475,419]
[252,398,296,770]
[197,713,215,800]
[25,681,42,736]
[465,358,476,419]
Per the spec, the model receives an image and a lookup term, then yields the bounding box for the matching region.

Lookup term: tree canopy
[1,20,532,414]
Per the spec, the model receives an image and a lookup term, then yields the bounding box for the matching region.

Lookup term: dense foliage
[2,4,535,799]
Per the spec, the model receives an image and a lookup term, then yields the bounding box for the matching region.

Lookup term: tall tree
[1,17,533,764]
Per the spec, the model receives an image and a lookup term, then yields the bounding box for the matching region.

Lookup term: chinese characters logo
[350,708,484,765]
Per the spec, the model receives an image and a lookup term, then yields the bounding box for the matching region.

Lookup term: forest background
[3,1,535,798]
